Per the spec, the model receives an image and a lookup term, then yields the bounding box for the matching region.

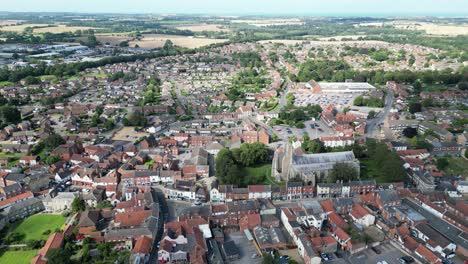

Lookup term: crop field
[95,33,134,45]
[33,24,96,33]
[231,18,304,27]
[176,24,230,32]
[359,21,468,36]
[0,20,24,26]
[0,23,49,32]
[0,23,96,33]
[129,34,227,49]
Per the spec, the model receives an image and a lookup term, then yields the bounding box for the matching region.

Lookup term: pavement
[365,89,394,138]
[346,243,406,264]
[226,232,262,264]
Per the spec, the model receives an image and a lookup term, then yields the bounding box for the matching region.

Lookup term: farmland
[176,24,230,32]
[0,23,96,33]
[129,34,227,49]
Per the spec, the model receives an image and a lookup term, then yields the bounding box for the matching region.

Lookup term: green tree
[45,155,60,165]
[368,110,376,119]
[436,157,449,171]
[238,142,268,167]
[329,163,359,183]
[72,197,86,213]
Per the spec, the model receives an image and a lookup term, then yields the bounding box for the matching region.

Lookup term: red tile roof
[132,236,152,254]
[115,210,151,227]
[0,191,33,208]
[334,227,350,241]
[416,244,439,263]
[39,232,64,257]
[320,199,334,212]
[350,203,371,220]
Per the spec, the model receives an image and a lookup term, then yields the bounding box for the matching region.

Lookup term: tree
[413,79,423,94]
[408,102,422,114]
[436,157,449,171]
[0,105,21,128]
[302,138,325,154]
[238,142,269,167]
[47,248,71,264]
[71,197,86,213]
[368,110,376,119]
[328,163,359,183]
[402,127,418,138]
[45,155,60,165]
[458,81,468,91]
[262,254,274,264]
[215,149,242,185]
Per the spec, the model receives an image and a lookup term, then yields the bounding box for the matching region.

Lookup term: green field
[0,250,37,264]
[243,164,283,185]
[360,159,391,183]
[9,214,66,243]
[444,157,468,176]
[0,81,12,87]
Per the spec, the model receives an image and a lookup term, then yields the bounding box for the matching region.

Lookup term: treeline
[0,40,188,83]
[290,59,468,86]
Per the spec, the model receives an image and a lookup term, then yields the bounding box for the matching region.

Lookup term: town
[0,6,467,264]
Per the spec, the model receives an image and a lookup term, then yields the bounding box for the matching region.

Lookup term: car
[318,128,323,132]
[280,255,290,260]
[321,253,330,261]
[251,253,260,259]
[400,256,414,263]
[371,247,381,254]
[310,124,315,128]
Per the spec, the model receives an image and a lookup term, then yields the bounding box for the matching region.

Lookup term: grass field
[0,250,37,264]
[9,214,66,243]
[243,164,282,185]
[129,34,227,49]
[360,159,391,183]
[0,81,13,87]
[444,157,468,176]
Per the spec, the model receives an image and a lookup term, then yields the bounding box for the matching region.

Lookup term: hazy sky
[1,0,468,15]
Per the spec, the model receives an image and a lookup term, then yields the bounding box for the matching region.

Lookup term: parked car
[371,247,381,254]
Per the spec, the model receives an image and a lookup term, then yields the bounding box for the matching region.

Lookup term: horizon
[1,0,468,16]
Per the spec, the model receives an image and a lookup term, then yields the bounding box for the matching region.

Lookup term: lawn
[0,250,37,264]
[243,164,284,185]
[360,159,392,183]
[9,214,66,243]
[444,157,468,176]
[0,81,13,87]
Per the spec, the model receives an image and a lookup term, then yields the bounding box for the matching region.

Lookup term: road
[365,89,394,137]
[403,199,468,250]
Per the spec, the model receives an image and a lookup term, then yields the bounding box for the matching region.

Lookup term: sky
[1,0,468,16]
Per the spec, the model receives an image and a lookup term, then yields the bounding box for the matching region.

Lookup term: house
[42,192,78,212]
[19,156,39,166]
[415,244,441,264]
[332,227,351,249]
[253,226,287,251]
[131,236,152,264]
[350,203,375,227]
[412,223,456,258]
[77,209,103,235]
[32,232,64,264]
[222,240,240,262]
[376,190,401,208]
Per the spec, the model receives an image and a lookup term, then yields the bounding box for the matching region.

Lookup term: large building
[274,143,360,185]
[306,80,376,93]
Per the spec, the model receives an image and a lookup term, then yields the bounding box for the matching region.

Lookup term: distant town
[0,12,466,264]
